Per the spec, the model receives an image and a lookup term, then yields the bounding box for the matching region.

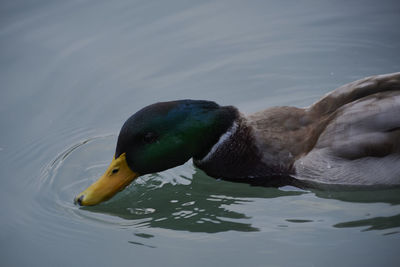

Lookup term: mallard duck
[75,72,400,206]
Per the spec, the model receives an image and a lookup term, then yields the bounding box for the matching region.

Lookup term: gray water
[1,0,400,266]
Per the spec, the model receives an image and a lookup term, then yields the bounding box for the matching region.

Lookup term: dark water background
[1,0,400,266]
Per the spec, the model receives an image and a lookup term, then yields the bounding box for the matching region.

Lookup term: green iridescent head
[116,100,237,174]
[75,100,237,206]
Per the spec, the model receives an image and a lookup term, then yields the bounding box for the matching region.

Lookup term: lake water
[1,0,400,266]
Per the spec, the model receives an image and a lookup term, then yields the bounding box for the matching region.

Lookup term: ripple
[34,134,308,233]
[37,135,126,224]
[31,133,400,238]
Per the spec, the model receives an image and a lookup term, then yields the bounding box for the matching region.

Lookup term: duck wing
[294,72,400,186]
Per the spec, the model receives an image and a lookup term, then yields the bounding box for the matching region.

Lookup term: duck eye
[143,132,158,144]
[111,168,119,174]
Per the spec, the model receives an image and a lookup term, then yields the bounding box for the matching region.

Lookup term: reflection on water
[128,240,156,249]
[313,188,400,205]
[40,135,400,236]
[85,170,305,233]
[334,214,400,232]
[43,135,306,233]
[311,188,400,233]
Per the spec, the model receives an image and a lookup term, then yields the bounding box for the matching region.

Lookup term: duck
[75,72,400,206]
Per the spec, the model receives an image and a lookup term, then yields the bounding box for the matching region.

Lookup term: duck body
[196,72,400,187]
[75,72,400,206]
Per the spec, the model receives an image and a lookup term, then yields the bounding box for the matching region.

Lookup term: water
[1,0,400,266]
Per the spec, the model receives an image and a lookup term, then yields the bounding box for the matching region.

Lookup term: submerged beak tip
[74,194,85,206]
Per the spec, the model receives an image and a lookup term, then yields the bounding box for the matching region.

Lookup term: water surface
[1,0,400,266]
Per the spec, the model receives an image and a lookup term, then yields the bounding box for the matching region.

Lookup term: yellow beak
[74,153,139,206]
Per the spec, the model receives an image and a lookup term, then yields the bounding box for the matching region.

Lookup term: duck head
[75,100,236,206]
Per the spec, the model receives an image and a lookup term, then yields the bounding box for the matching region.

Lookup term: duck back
[294,72,400,186]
